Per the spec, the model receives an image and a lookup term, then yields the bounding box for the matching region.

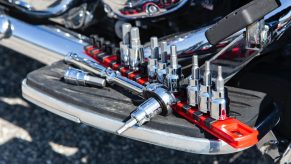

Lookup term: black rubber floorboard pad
[26,61,274,139]
[229,46,291,139]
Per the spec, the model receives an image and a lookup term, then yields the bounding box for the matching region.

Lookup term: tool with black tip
[199,61,212,113]
[165,45,182,93]
[157,41,168,83]
[117,83,176,134]
[64,67,106,88]
[147,37,159,83]
[187,55,200,107]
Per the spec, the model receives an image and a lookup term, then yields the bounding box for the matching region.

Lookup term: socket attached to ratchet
[117,83,176,134]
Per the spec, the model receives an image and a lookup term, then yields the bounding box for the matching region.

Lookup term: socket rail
[83,45,259,149]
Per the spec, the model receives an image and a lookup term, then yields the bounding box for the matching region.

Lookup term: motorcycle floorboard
[21,61,280,154]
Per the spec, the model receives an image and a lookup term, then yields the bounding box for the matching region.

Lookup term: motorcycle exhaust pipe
[0,13,91,64]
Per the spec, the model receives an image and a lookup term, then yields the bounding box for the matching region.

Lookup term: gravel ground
[0,46,266,164]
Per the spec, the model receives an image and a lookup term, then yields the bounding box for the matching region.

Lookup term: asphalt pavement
[0,46,266,163]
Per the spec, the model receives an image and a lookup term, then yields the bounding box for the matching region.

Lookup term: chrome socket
[64,67,106,87]
[117,84,176,134]
[131,97,162,126]
[198,61,212,113]
[120,23,132,67]
[210,66,227,120]
[187,55,200,107]
[120,42,130,66]
[129,27,144,71]
[157,41,168,83]
[165,45,182,93]
[147,37,159,83]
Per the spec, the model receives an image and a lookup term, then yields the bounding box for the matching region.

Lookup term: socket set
[66,24,259,149]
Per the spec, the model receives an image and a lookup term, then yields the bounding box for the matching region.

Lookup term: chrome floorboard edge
[22,79,246,154]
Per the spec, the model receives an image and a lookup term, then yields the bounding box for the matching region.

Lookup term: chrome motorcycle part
[0,13,90,65]
[245,20,266,50]
[61,3,94,29]
[4,0,78,18]
[0,15,11,40]
[64,67,106,87]
[102,0,190,19]
[210,66,227,120]
[187,55,200,107]
[198,61,212,113]
[165,45,182,93]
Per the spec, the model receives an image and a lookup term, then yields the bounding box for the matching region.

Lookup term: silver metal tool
[157,41,168,83]
[210,66,227,120]
[129,27,143,71]
[199,61,212,113]
[187,55,200,107]
[165,45,182,93]
[147,37,159,82]
[64,53,145,95]
[64,53,107,78]
[64,67,106,87]
[117,97,162,134]
[117,83,176,134]
[120,23,132,66]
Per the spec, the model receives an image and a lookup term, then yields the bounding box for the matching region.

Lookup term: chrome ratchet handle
[64,53,107,78]
[109,72,145,94]
[65,53,144,94]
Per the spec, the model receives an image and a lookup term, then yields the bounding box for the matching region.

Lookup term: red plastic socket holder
[174,102,258,149]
